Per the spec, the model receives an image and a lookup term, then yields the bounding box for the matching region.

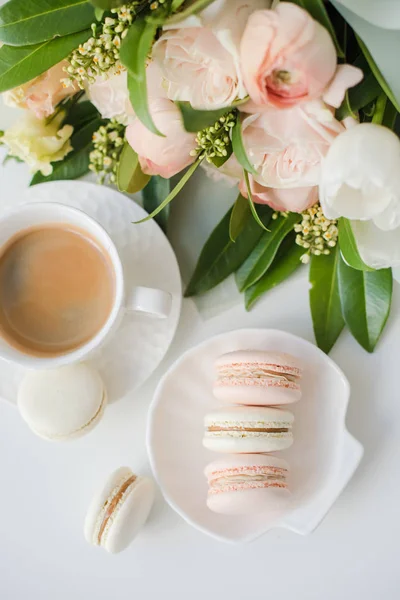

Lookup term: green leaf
[117,141,150,194]
[0,0,94,46]
[309,244,345,354]
[94,7,104,20]
[120,19,163,137]
[297,0,344,57]
[338,255,392,352]
[356,34,400,113]
[90,0,125,8]
[185,204,273,297]
[336,70,383,121]
[0,29,90,92]
[231,118,256,175]
[244,170,270,232]
[134,158,202,224]
[229,193,251,242]
[245,233,304,310]
[176,101,232,133]
[348,72,381,112]
[209,144,232,167]
[236,212,301,292]
[142,175,171,233]
[338,218,374,272]
[335,91,358,121]
[30,117,103,186]
[167,0,216,24]
[64,101,100,128]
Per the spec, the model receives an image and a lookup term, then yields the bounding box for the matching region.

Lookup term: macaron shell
[18,364,106,441]
[204,405,294,425]
[204,453,289,476]
[207,486,290,515]
[213,383,301,405]
[215,350,302,374]
[84,466,132,545]
[103,477,155,554]
[203,433,293,453]
[205,454,290,515]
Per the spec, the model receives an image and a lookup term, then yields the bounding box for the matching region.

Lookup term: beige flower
[3,61,78,120]
[2,112,73,176]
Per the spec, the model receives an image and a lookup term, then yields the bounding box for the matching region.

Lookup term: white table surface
[1,95,400,600]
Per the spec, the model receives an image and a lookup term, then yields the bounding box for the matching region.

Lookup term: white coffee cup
[0,202,172,369]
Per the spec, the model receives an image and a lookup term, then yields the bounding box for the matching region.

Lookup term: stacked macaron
[203,350,302,515]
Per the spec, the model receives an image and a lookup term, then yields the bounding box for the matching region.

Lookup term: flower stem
[372,93,387,125]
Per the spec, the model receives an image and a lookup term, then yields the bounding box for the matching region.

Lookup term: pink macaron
[205,454,290,515]
[213,350,302,405]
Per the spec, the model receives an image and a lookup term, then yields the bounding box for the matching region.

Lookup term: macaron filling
[205,420,292,438]
[207,465,288,494]
[94,472,138,546]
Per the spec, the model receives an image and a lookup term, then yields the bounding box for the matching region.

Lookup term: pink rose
[3,61,78,119]
[240,100,345,212]
[126,97,197,178]
[240,3,361,109]
[153,0,270,109]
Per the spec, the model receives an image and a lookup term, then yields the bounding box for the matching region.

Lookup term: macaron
[17,363,107,441]
[84,467,155,554]
[203,406,294,453]
[205,454,290,515]
[213,350,302,405]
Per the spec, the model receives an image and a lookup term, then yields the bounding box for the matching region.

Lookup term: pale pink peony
[153,0,270,109]
[126,96,197,178]
[88,69,134,123]
[239,100,345,211]
[240,176,319,212]
[3,61,78,119]
[87,62,167,124]
[240,3,361,110]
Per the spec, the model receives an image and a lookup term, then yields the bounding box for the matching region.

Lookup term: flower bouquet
[0,0,399,354]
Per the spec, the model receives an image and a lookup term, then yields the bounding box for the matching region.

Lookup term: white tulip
[319,123,400,269]
[334,0,400,30]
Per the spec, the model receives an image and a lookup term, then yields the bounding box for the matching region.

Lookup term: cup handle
[125,286,172,319]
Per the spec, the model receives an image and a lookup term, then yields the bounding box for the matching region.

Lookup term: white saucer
[147,328,363,543]
[0,181,182,405]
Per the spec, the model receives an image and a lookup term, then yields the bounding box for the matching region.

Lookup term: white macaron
[84,467,155,554]
[17,363,107,441]
[203,405,294,453]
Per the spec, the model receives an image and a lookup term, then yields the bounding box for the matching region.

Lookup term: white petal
[333,0,400,30]
[352,220,400,268]
[319,123,400,220]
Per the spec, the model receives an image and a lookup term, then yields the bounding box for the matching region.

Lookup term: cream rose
[2,112,73,176]
[153,0,271,109]
[3,61,78,119]
[240,3,362,110]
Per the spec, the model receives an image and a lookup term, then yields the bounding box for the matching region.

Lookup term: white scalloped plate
[147,329,363,543]
[0,181,181,405]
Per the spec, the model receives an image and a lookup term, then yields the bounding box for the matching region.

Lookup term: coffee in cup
[0,223,115,357]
